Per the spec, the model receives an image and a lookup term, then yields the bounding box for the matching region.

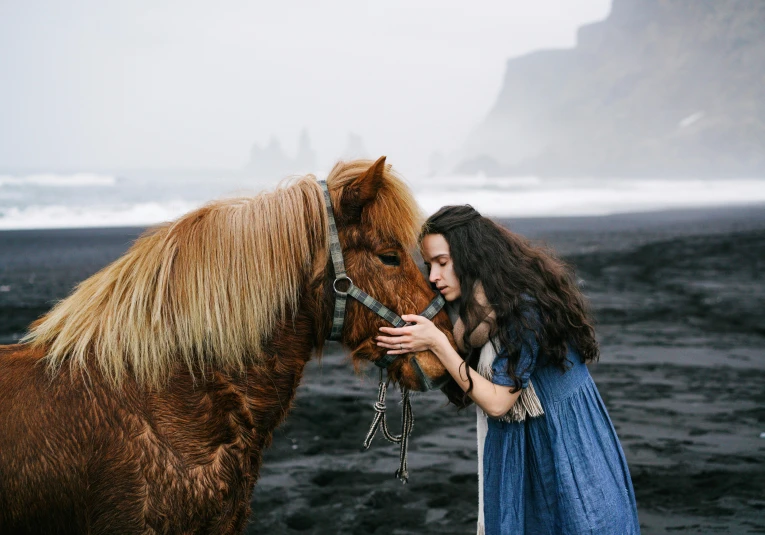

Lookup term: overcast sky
[0,1,611,175]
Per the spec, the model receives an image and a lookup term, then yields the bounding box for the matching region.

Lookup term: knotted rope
[363,369,414,483]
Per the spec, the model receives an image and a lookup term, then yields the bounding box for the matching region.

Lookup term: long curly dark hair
[420,205,598,401]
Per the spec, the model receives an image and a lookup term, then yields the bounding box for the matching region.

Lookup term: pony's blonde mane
[25,160,422,388]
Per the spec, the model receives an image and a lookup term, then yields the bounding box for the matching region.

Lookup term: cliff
[460,0,765,178]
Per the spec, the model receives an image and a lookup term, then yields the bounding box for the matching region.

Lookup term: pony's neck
[228,305,321,469]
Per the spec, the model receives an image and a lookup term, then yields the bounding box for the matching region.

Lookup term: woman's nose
[429,269,439,283]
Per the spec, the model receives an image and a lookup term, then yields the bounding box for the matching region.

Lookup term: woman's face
[420,233,461,302]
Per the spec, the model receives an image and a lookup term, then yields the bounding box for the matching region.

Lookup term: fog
[0,1,611,175]
[3,1,762,229]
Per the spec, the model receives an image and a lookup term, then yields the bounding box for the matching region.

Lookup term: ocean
[1,168,764,230]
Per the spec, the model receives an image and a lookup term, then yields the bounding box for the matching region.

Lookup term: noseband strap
[319,180,445,365]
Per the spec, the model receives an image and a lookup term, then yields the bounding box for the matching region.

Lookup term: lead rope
[363,368,414,483]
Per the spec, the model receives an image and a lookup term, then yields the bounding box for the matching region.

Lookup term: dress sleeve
[489,313,540,389]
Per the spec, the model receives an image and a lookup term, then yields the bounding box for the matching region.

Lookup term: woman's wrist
[431,331,453,360]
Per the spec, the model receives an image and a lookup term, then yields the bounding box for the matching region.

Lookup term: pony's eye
[378,253,400,266]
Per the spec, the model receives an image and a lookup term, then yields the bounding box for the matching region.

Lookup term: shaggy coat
[0,157,454,534]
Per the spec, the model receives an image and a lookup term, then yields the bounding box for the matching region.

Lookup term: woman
[377,205,639,534]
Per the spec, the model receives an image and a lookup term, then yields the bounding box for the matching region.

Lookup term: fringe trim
[507,380,545,422]
[476,337,545,424]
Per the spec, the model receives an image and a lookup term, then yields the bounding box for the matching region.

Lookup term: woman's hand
[376,314,449,356]
[380,314,521,417]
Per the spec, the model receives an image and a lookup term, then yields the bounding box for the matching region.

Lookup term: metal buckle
[332,275,353,295]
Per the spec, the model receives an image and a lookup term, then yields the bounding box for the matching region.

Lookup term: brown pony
[0,157,455,534]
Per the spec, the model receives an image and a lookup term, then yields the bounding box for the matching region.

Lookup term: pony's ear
[340,156,387,222]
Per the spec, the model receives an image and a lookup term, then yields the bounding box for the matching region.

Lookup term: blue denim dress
[483,336,640,534]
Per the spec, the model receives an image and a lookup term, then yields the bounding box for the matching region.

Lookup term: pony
[0,157,455,534]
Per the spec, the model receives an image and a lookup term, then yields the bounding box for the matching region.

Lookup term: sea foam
[0,171,763,230]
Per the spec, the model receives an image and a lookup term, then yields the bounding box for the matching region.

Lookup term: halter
[319,180,446,483]
[319,181,445,355]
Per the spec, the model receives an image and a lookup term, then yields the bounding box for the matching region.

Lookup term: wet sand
[1,205,763,534]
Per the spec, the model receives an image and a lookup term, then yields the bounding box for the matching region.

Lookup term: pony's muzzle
[409,355,451,391]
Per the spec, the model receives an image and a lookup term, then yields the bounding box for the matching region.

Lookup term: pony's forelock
[326,159,422,248]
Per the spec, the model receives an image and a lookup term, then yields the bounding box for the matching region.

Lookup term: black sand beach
[1,205,763,534]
